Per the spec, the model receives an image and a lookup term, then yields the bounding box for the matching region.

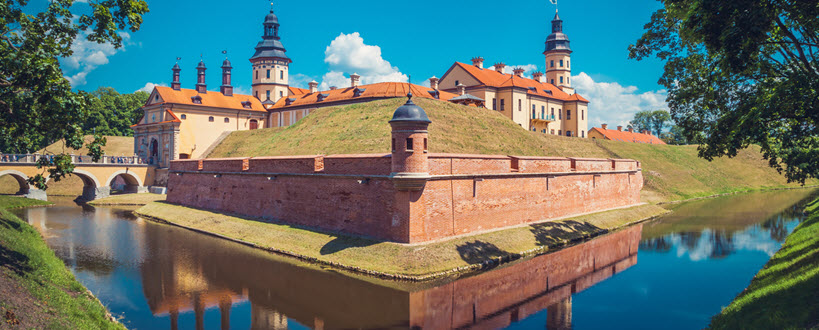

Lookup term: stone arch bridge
[0,154,156,201]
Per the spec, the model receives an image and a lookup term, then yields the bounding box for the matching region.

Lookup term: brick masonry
[166,152,642,243]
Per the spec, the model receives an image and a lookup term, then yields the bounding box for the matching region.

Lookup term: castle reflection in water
[136,220,641,329]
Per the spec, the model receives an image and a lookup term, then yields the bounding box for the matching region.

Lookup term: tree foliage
[0,0,148,189]
[84,87,148,136]
[629,109,672,136]
[629,0,819,183]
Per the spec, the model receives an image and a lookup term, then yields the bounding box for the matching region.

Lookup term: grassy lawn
[709,197,819,329]
[135,201,668,280]
[206,98,812,204]
[0,196,123,329]
[88,193,166,206]
[37,135,135,157]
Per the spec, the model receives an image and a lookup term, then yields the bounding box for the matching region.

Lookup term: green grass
[709,197,819,329]
[206,98,812,204]
[0,196,124,329]
[88,193,166,206]
[135,201,668,279]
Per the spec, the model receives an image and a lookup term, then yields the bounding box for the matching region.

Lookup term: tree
[628,0,819,183]
[0,0,149,189]
[662,125,689,145]
[84,87,149,136]
[629,109,672,136]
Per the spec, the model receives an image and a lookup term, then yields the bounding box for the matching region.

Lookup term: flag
[549,0,557,4]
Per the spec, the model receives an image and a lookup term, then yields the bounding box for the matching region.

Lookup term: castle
[133,7,589,168]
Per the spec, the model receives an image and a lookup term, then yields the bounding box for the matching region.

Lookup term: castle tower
[544,12,574,94]
[171,63,181,90]
[195,60,207,93]
[220,58,233,96]
[389,93,431,191]
[250,5,291,103]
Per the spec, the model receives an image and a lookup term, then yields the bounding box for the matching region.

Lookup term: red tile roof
[131,109,181,127]
[590,127,666,144]
[269,82,458,110]
[288,86,310,95]
[151,86,266,112]
[450,62,589,103]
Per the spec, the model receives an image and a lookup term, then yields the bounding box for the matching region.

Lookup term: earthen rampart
[166,94,643,243]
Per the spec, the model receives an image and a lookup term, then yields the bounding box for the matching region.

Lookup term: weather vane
[549,0,557,13]
[222,50,228,58]
[175,57,181,62]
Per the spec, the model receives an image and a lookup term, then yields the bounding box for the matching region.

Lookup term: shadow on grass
[319,236,378,255]
[530,220,604,247]
[0,244,32,277]
[456,241,512,269]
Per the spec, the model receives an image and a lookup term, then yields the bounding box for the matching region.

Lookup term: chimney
[329,86,337,90]
[642,130,649,134]
[494,62,506,73]
[456,83,466,96]
[471,56,484,69]
[532,72,543,83]
[308,80,318,93]
[628,127,634,133]
[513,67,525,77]
[220,59,233,96]
[350,73,360,87]
[617,125,623,131]
[171,63,181,90]
[195,60,207,94]
[601,123,608,130]
[429,76,439,90]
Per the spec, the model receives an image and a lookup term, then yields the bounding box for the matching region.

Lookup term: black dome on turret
[544,12,572,53]
[196,60,207,69]
[222,59,232,68]
[172,63,181,71]
[390,93,431,124]
[264,10,279,24]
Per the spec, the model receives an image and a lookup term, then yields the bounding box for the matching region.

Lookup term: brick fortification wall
[166,154,642,244]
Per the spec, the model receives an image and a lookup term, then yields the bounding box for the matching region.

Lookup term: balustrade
[0,153,146,165]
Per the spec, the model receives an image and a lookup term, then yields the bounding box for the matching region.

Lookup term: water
[12,189,816,329]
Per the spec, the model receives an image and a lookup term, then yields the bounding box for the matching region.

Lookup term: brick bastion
[166,94,643,244]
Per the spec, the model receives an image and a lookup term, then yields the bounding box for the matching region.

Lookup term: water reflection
[16,198,641,329]
[13,188,816,329]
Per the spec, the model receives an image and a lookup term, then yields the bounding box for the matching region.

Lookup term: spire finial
[270,1,274,12]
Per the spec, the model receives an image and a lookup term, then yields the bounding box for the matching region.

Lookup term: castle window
[560,59,564,67]
[582,130,585,138]
[255,91,259,99]
[280,70,284,79]
[266,70,270,79]
[560,76,564,84]
[582,109,584,120]
[181,114,186,120]
[567,110,571,120]
[455,80,459,86]
[208,116,214,122]
[256,71,258,79]
[550,60,554,67]
[266,90,271,100]
[532,105,535,118]
[224,117,230,123]
[566,131,572,137]
[279,91,283,98]
[518,99,522,111]
[551,79,555,84]
[191,95,202,104]
[551,129,555,134]
[424,138,428,151]
[154,95,159,101]
[406,138,413,151]
[542,129,546,133]
[151,114,156,122]
[559,130,562,135]
[500,99,505,111]
[551,108,555,116]
[567,60,570,68]
[492,98,496,110]
[567,76,570,84]
[559,109,562,120]
[242,101,252,109]
[541,106,545,118]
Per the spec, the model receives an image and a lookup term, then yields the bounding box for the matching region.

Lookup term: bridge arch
[105,170,146,194]
[0,169,32,194]
[43,169,107,201]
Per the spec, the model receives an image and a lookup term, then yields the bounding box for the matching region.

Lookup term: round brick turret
[389,93,431,191]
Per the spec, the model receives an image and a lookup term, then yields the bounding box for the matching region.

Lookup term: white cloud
[135,82,165,93]
[572,72,668,129]
[233,85,251,96]
[61,32,131,87]
[317,32,407,90]
[288,73,315,90]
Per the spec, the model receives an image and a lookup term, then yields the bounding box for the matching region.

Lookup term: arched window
[180,114,186,120]
[208,116,214,122]
[224,117,230,123]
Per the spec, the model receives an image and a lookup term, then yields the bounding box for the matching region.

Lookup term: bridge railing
[0,153,146,165]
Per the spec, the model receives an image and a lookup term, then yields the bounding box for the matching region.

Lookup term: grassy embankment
[208,98,813,203]
[136,201,667,279]
[709,197,819,329]
[0,196,123,328]
[88,193,165,206]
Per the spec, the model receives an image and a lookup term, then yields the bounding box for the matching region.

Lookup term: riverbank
[87,193,165,206]
[135,201,668,280]
[709,196,819,329]
[0,196,124,328]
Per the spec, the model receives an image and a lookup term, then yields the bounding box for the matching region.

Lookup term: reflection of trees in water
[640,236,673,252]
[762,215,789,242]
[679,232,701,250]
[710,230,734,259]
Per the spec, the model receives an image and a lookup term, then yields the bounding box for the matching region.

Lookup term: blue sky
[55,0,669,128]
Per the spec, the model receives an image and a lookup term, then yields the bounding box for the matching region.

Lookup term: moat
[13,188,816,329]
